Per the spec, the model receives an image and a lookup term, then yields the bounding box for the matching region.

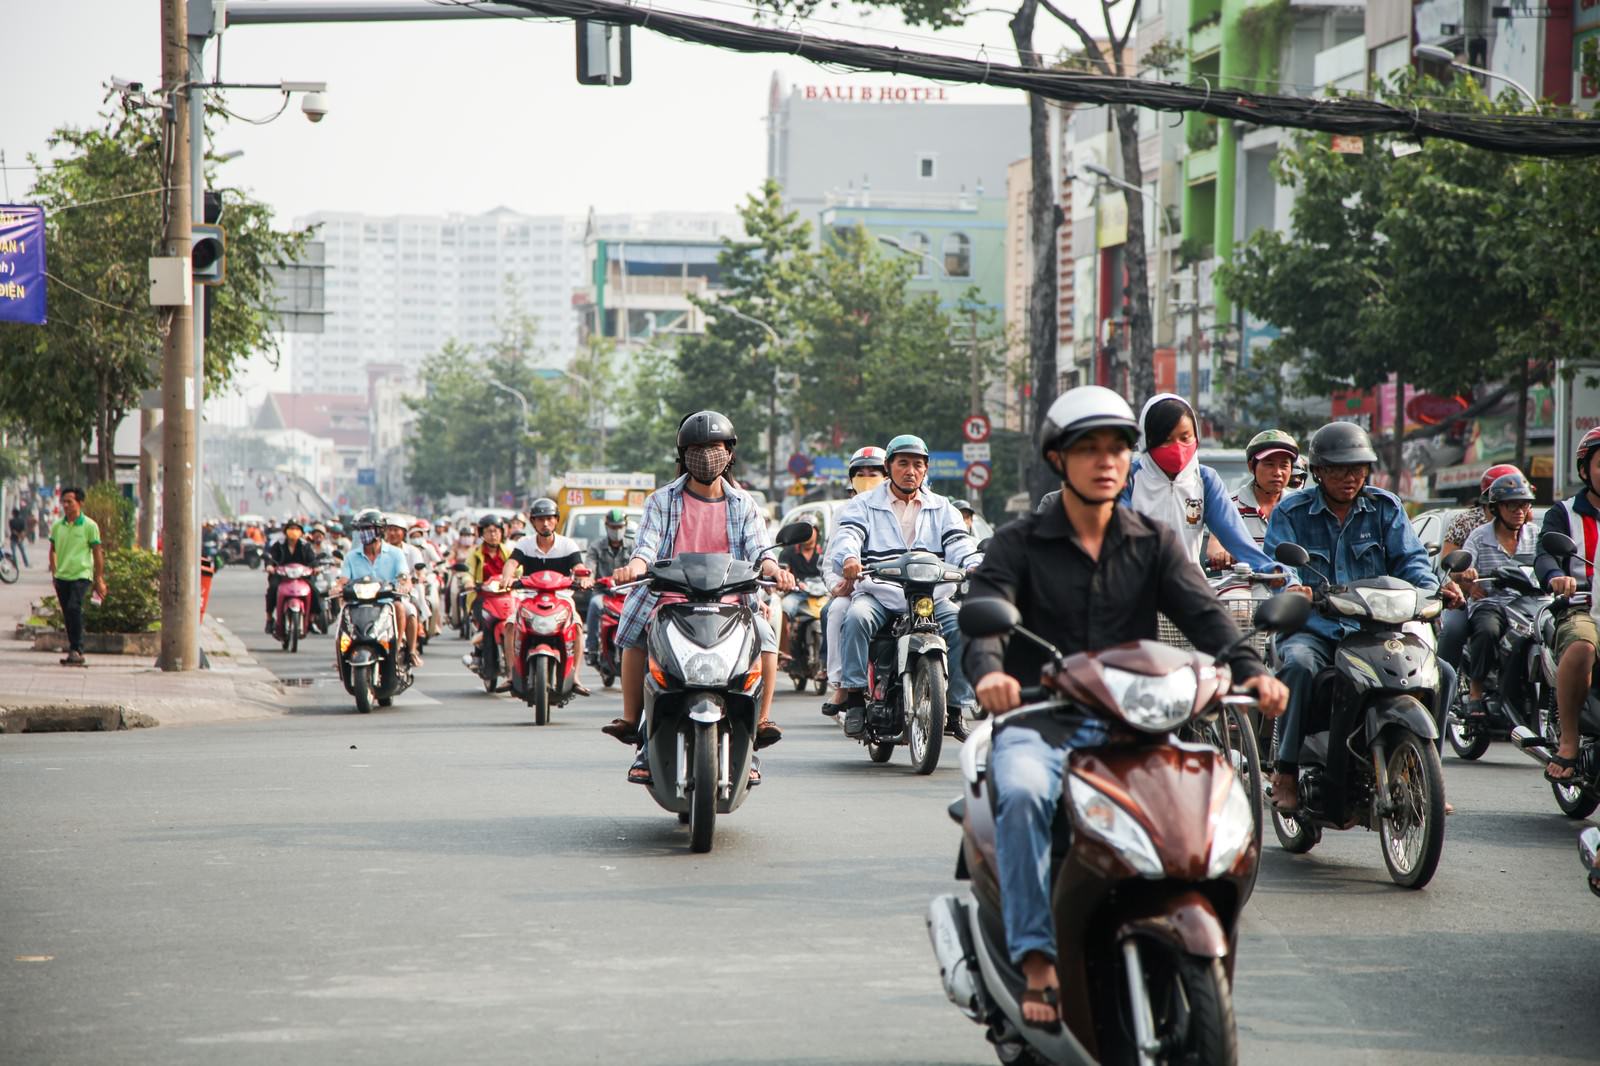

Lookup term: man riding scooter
[828,433,981,737]
[584,508,634,668]
[820,446,890,717]
[265,518,318,633]
[964,385,1288,1029]
[505,497,592,695]
[1263,421,1463,813]
[333,508,418,665]
[1535,426,1600,786]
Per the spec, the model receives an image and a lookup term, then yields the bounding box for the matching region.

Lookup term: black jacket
[268,538,318,568]
[963,498,1265,687]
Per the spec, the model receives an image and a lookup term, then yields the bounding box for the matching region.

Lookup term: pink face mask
[1148,439,1197,477]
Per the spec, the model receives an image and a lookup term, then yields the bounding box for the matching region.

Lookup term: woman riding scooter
[1457,473,1539,719]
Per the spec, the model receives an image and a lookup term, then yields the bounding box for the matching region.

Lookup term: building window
[917,153,937,180]
[943,232,972,278]
[907,231,932,277]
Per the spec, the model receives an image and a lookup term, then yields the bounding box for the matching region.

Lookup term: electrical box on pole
[575,20,631,85]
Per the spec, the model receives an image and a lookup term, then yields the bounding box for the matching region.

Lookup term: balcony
[1187,145,1219,183]
[1190,17,1222,58]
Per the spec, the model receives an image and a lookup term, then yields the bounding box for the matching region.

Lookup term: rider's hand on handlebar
[1287,584,1313,600]
[762,558,795,592]
[613,559,647,584]
[1550,575,1578,597]
[841,558,862,583]
[1240,674,1289,718]
[1440,580,1465,609]
[1206,545,1234,570]
[975,671,1022,716]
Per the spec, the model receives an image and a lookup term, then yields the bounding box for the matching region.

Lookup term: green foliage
[1235,0,1291,78]
[84,547,162,633]
[83,482,133,553]
[1140,37,1192,76]
[1187,118,1219,151]
[607,344,684,482]
[0,101,309,480]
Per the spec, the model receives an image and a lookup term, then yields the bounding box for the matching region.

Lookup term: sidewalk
[0,558,287,733]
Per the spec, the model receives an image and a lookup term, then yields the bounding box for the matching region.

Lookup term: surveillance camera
[300,91,329,123]
[111,76,144,92]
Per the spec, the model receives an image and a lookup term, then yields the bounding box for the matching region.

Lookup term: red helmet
[1479,463,1521,499]
[1577,427,1600,481]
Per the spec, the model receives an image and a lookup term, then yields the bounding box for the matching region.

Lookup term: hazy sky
[5,0,1090,224]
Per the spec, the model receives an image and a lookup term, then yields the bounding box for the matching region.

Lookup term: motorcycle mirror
[1440,549,1473,573]
[1253,591,1311,635]
[1541,531,1577,560]
[774,522,814,546]
[1273,542,1310,567]
[958,597,1020,637]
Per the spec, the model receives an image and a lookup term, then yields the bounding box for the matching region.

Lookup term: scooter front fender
[1365,693,1438,744]
[1115,889,1230,960]
[899,630,948,676]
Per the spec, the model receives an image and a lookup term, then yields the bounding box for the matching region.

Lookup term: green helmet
[1246,429,1300,464]
[604,507,627,526]
[885,434,931,463]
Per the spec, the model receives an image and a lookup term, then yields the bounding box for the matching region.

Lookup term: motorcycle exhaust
[1509,725,1553,765]
[926,895,984,1021]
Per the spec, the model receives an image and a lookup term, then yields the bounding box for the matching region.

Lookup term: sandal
[1545,754,1579,784]
[602,718,641,745]
[748,757,762,787]
[755,721,783,750]
[627,763,653,786]
[1019,986,1062,1033]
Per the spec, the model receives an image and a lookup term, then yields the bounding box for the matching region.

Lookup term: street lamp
[1412,44,1540,111]
[1079,164,1173,238]
[877,233,939,277]
[706,306,784,498]
[487,379,533,506]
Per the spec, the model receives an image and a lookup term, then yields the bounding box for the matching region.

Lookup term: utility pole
[138,409,158,548]
[158,0,199,670]
[968,306,983,513]
[1188,262,1201,414]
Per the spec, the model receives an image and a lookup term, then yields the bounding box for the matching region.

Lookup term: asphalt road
[3,568,1598,1065]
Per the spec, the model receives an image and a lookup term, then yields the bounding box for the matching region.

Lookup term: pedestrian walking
[48,488,106,667]
[9,507,30,567]
[25,504,39,543]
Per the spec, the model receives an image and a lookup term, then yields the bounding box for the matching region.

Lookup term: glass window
[917,153,936,180]
[942,232,972,278]
[907,231,932,277]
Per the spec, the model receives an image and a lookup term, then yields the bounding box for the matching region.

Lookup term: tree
[1218,76,1555,484]
[0,101,308,481]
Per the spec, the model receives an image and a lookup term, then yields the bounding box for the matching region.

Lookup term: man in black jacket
[962,386,1288,1031]
[265,518,319,632]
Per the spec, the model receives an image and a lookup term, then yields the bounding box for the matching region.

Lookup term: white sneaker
[461,653,475,668]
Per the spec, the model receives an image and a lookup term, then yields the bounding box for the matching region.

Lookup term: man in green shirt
[48,487,106,666]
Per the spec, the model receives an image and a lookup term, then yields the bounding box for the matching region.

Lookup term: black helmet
[1484,472,1535,505]
[529,497,559,519]
[477,514,504,532]
[952,499,975,515]
[353,507,384,530]
[677,410,737,451]
[1307,421,1379,467]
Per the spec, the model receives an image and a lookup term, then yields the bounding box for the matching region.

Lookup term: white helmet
[1038,386,1139,458]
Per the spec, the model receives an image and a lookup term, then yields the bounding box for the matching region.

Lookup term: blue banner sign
[807,451,965,482]
[0,204,46,325]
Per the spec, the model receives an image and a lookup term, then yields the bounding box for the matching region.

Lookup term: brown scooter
[926,593,1308,1066]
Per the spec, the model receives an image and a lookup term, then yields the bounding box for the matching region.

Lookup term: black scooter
[1441,551,1550,760]
[1267,542,1449,889]
[336,580,414,713]
[618,552,774,854]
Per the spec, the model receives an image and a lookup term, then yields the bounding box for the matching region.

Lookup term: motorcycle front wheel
[531,658,552,726]
[1102,945,1237,1066]
[1379,731,1446,889]
[689,722,718,853]
[907,658,946,775]
[0,555,18,584]
[288,620,299,654]
[353,668,374,714]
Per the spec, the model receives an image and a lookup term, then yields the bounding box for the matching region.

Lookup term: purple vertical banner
[0,204,47,325]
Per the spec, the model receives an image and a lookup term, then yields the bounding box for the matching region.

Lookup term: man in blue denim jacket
[1262,421,1463,811]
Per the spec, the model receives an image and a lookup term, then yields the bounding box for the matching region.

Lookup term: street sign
[356,468,376,486]
[787,452,812,477]
[964,463,992,490]
[962,414,991,443]
[962,442,991,463]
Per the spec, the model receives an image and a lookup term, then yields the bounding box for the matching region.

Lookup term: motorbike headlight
[1207,776,1255,879]
[1068,774,1163,878]
[352,581,379,601]
[913,596,935,619]
[1355,587,1419,625]
[905,562,945,584]
[666,625,746,687]
[527,611,565,635]
[1100,666,1197,732]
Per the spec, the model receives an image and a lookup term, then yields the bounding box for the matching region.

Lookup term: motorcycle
[1439,551,1550,760]
[785,575,830,695]
[271,563,314,653]
[446,561,473,640]
[1266,542,1450,889]
[852,550,967,775]
[1579,827,1600,898]
[617,552,773,854]
[592,575,625,689]
[506,567,589,725]
[1504,531,1600,819]
[311,556,339,635]
[467,577,515,694]
[927,592,1308,1066]
[336,580,414,713]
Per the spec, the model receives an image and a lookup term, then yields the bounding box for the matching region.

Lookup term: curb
[0,702,159,734]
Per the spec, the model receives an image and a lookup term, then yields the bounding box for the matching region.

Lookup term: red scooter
[271,563,314,653]
[507,567,589,725]
[592,575,626,689]
[471,579,516,694]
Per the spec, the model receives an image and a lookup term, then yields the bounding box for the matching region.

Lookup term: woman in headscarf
[1119,393,1275,573]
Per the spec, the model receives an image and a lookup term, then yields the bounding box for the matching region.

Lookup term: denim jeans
[825,596,848,686]
[839,594,972,706]
[10,534,27,567]
[1437,607,1468,671]
[584,594,604,655]
[991,719,1107,965]
[1276,630,1457,768]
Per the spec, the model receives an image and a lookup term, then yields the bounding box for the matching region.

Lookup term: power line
[491,0,1600,157]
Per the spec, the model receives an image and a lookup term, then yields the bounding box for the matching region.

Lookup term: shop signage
[801,84,950,103]
[0,204,46,325]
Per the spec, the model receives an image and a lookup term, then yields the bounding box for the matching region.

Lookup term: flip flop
[1019,986,1062,1033]
[602,718,641,745]
[1545,754,1579,784]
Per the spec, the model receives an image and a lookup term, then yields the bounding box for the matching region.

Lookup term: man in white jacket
[826,434,982,736]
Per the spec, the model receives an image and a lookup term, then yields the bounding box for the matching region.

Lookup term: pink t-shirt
[658,489,733,608]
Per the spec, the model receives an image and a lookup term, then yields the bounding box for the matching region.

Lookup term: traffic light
[192,224,225,285]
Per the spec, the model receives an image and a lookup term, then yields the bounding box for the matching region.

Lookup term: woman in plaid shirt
[600,412,794,784]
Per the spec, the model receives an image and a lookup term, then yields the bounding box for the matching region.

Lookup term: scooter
[311,556,339,635]
[853,550,966,775]
[467,578,515,694]
[591,575,625,689]
[616,552,774,854]
[1579,827,1600,898]
[927,592,1308,1066]
[336,580,414,713]
[446,561,473,639]
[785,575,830,695]
[1503,531,1600,819]
[506,567,589,725]
[271,563,314,653]
[1440,553,1550,760]
[1266,542,1450,889]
